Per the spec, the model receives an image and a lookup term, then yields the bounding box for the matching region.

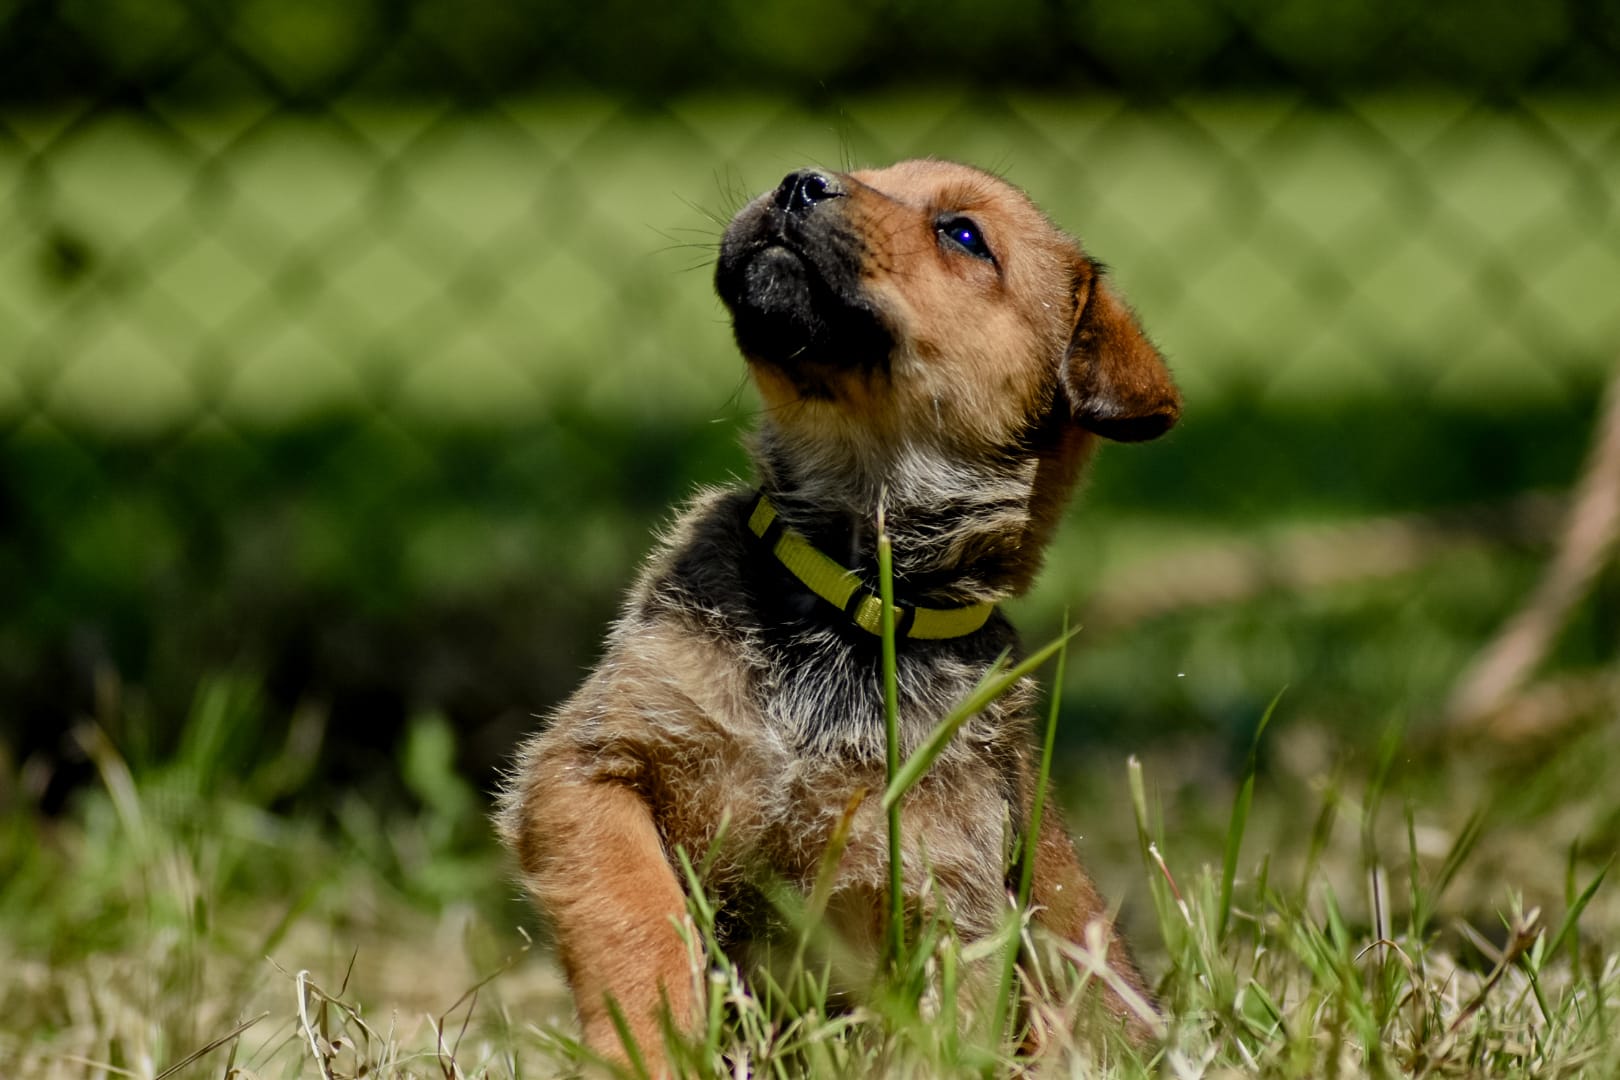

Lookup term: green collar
[746,492,996,640]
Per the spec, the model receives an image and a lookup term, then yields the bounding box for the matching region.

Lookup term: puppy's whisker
[682,190,736,230]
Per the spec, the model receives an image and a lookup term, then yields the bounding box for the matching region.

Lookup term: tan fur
[498,160,1181,1068]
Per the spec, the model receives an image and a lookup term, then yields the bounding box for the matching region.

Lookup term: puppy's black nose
[773,170,843,214]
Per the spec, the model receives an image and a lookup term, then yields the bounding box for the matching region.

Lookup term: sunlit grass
[5,641,1619,1078]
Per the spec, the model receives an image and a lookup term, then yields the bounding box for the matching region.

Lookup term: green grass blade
[1128,755,1186,955]
[1218,686,1284,942]
[1416,806,1487,936]
[1562,838,1589,980]
[881,628,1078,813]
[1405,802,1423,946]
[987,614,1073,1052]
[1545,856,1612,961]
[604,996,652,1080]
[1300,776,1341,897]
[1017,613,1070,913]
[878,504,904,971]
[675,846,717,935]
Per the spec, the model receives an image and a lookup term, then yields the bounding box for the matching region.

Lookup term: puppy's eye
[937,216,994,262]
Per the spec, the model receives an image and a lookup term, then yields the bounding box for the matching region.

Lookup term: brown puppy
[498,159,1180,1065]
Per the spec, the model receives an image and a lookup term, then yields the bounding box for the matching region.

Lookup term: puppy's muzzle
[716,168,891,384]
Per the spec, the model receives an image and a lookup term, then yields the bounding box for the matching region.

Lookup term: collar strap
[746,492,996,640]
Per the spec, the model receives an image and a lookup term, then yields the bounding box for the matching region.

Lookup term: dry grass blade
[296,969,338,1080]
[1409,910,1545,1077]
[434,939,536,1077]
[1055,923,1169,1043]
[152,1012,270,1080]
[45,1058,141,1078]
[1449,910,1542,1039]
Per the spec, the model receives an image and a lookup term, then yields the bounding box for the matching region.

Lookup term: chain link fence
[3,1,1619,789]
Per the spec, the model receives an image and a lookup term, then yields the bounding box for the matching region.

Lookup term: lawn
[4,666,1618,1077]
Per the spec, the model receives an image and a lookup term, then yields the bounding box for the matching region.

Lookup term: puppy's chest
[756,632,991,758]
[661,635,1028,897]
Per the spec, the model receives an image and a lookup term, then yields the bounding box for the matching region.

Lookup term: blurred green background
[3,0,1618,807]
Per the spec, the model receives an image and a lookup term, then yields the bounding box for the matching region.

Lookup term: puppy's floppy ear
[1060,263,1181,442]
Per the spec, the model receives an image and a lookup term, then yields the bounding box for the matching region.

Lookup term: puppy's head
[715,160,1180,458]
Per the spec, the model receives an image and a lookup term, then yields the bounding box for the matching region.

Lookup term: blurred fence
[3,1,1619,792]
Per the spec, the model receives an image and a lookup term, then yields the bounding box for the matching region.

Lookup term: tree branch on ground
[1446,359,1620,737]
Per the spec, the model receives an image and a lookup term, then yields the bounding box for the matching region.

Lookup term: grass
[6,599,1620,1077]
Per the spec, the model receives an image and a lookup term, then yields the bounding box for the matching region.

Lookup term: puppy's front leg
[513,763,696,1066]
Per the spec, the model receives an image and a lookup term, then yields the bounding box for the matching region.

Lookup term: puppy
[499,159,1180,1065]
